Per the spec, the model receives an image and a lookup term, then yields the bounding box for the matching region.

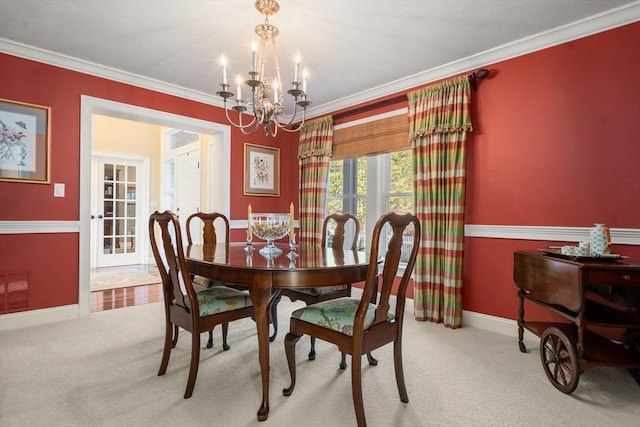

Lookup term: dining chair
[149,210,254,398]
[283,212,420,427]
[271,213,359,365]
[186,212,237,350]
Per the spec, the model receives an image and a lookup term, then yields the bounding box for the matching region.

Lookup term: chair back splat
[282,212,421,427]
[151,211,193,311]
[186,212,230,248]
[323,212,360,250]
[185,211,245,349]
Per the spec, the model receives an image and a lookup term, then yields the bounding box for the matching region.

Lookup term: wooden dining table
[186,241,371,422]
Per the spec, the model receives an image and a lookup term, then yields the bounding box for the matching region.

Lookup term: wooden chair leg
[206,331,214,349]
[283,332,302,396]
[269,293,281,342]
[341,352,374,369]
[308,336,317,360]
[340,352,348,369]
[366,352,378,366]
[158,322,173,376]
[184,330,201,399]
[171,324,179,348]
[222,323,230,351]
[351,350,367,427]
[393,338,408,402]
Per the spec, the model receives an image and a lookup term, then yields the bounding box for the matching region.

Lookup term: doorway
[80,96,231,316]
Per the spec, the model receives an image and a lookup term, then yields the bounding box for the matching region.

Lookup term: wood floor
[90,264,163,313]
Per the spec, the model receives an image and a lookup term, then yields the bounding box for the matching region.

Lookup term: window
[328,157,367,249]
[327,149,414,260]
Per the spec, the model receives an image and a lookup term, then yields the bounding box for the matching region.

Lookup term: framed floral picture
[244,143,280,196]
[0,98,51,183]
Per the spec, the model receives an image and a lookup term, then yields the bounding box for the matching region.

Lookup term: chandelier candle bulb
[251,45,257,72]
[294,56,300,82]
[248,204,252,234]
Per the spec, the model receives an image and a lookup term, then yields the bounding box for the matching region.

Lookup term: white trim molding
[3,221,638,246]
[0,220,79,234]
[462,310,538,343]
[0,304,79,331]
[464,224,640,246]
[1,3,637,121]
[308,2,640,118]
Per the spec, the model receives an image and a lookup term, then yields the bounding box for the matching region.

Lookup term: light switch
[54,183,65,197]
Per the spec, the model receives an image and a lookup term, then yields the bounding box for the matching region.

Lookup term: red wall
[0,53,299,310]
[1,22,638,318]
[462,22,640,320]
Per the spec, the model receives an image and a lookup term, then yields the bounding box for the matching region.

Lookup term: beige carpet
[90,268,161,291]
[1,294,638,426]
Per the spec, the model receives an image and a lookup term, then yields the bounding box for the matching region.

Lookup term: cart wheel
[623,329,640,386]
[539,326,579,394]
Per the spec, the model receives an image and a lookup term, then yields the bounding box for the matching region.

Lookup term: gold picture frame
[0,98,51,183]
[244,143,280,196]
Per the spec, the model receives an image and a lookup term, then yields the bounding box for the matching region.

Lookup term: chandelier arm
[250,89,266,126]
[222,101,260,131]
[273,103,301,128]
[239,120,262,135]
[272,106,307,133]
[269,121,278,137]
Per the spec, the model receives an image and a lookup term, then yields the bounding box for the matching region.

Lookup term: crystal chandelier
[216,0,311,137]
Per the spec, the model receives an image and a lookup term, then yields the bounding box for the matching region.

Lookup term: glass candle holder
[250,213,290,257]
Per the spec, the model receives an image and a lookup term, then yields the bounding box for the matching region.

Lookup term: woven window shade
[332,113,409,159]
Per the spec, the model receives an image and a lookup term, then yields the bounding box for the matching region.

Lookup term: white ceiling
[1,1,638,117]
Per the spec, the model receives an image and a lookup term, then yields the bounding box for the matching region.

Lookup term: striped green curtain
[298,116,333,246]
[408,76,472,328]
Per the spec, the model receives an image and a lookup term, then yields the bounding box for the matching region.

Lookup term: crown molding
[308,2,640,118]
[0,3,638,122]
[0,37,224,109]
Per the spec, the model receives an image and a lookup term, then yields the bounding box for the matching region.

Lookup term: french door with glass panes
[97,159,141,267]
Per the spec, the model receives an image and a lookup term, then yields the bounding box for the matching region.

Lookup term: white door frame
[80,96,231,317]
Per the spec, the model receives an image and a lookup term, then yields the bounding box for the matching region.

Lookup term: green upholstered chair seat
[291,297,394,336]
[289,285,349,296]
[182,286,252,317]
[193,275,245,290]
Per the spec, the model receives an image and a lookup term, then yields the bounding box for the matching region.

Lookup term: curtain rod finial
[468,68,490,91]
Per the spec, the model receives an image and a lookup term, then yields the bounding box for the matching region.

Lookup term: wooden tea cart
[513,249,640,393]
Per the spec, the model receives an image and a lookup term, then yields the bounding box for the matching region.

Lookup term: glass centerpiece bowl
[250,213,290,257]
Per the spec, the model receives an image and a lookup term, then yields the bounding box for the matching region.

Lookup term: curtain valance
[298,116,333,159]
[408,76,472,141]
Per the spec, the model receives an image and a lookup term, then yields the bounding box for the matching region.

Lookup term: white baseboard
[0,304,79,331]
[463,309,538,342]
[0,298,542,344]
